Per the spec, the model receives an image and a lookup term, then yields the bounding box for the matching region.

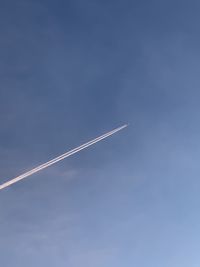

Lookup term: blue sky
[1,0,200,266]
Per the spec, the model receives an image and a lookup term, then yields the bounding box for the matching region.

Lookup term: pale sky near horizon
[1,0,200,266]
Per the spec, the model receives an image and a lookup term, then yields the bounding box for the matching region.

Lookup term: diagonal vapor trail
[0,124,128,190]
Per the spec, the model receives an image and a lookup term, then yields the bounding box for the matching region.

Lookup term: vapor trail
[0,124,127,190]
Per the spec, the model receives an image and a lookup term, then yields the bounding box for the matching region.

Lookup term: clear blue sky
[0,0,200,266]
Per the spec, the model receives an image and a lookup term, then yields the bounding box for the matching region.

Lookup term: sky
[0,0,200,266]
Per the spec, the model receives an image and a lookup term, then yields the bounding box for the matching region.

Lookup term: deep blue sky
[1,0,200,266]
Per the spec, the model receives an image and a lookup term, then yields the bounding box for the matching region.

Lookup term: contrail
[0,124,128,190]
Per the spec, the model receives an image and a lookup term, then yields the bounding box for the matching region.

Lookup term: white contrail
[0,124,128,190]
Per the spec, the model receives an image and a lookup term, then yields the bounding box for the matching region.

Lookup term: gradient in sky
[0,0,200,266]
